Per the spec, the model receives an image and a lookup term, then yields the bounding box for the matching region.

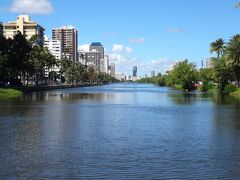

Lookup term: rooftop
[90,42,103,47]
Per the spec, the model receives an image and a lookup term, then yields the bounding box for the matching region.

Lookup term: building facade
[78,50,86,65]
[104,55,109,74]
[89,42,104,59]
[52,26,78,61]
[86,51,101,69]
[44,38,62,77]
[205,58,214,69]
[133,66,137,77]
[151,70,155,77]
[0,22,3,36]
[110,63,115,78]
[4,15,45,45]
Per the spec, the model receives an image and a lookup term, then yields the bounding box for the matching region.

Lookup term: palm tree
[210,38,225,60]
[226,34,240,87]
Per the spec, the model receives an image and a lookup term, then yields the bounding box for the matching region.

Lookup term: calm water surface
[1,83,240,179]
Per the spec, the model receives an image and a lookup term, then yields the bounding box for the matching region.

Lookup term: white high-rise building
[44,37,62,77]
[104,55,109,74]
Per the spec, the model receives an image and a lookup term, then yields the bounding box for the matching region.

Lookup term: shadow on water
[168,91,240,106]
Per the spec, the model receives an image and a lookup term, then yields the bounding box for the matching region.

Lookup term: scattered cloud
[10,0,53,14]
[78,44,90,52]
[235,2,240,8]
[129,37,146,43]
[139,58,175,74]
[125,47,133,53]
[112,44,124,53]
[165,27,184,33]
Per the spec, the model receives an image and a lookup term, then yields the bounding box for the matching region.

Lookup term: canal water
[1,83,240,179]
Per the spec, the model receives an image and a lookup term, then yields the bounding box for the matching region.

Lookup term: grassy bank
[0,88,23,99]
[230,88,240,98]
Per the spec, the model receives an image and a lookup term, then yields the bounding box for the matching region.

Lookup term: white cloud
[112,44,124,53]
[129,37,146,43]
[10,0,53,14]
[165,27,184,33]
[78,44,90,52]
[125,47,133,53]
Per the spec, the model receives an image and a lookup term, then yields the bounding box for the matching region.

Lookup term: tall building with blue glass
[133,66,137,77]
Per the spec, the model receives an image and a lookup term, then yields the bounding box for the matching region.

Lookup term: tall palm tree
[226,34,240,87]
[210,38,225,60]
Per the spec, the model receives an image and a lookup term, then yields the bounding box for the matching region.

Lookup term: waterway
[1,83,240,179]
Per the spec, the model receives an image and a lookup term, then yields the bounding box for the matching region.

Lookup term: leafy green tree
[214,58,233,91]
[169,60,199,90]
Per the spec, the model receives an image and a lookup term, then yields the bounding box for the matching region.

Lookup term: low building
[115,73,126,81]
[4,15,45,45]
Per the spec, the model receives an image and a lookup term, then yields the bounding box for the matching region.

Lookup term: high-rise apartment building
[89,42,104,59]
[133,66,137,77]
[86,50,101,69]
[3,15,45,45]
[110,63,115,78]
[0,22,3,36]
[151,70,155,77]
[44,36,62,60]
[104,55,109,74]
[52,26,78,61]
[44,37,62,77]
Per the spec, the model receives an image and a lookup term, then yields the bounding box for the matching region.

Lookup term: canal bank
[0,83,108,98]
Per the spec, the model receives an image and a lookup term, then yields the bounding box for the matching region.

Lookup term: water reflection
[1,83,240,179]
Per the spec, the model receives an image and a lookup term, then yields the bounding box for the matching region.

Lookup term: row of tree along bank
[0,31,118,89]
[138,34,240,96]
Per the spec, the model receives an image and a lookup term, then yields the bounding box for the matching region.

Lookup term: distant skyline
[1,0,240,76]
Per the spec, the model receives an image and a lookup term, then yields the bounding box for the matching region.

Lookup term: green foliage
[224,84,237,95]
[137,75,165,86]
[167,60,199,90]
[230,88,240,97]
[200,81,214,92]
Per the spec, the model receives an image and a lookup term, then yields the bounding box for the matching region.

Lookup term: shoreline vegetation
[138,34,240,98]
[0,31,118,99]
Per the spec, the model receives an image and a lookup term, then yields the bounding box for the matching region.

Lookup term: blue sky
[1,0,240,76]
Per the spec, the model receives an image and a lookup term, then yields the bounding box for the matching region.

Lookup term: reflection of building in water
[24,92,116,102]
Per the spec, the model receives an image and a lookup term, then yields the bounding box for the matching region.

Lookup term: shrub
[223,84,237,94]
[200,81,214,92]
